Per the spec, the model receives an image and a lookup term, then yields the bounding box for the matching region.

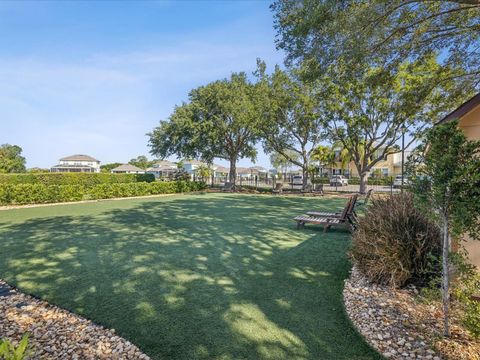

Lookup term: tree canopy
[0,144,26,173]
[148,73,259,185]
[128,156,155,170]
[257,64,324,188]
[272,0,480,90]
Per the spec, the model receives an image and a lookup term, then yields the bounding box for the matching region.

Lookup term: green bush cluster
[0,181,206,205]
[452,255,480,338]
[0,172,155,186]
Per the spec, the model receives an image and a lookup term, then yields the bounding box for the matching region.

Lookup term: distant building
[111,164,145,174]
[146,160,178,179]
[50,154,100,173]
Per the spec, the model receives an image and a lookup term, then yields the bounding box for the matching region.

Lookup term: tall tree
[408,121,480,337]
[257,65,324,189]
[272,0,480,89]
[148,73,259,187]
[319,57,452,193]
[0,144,26,173]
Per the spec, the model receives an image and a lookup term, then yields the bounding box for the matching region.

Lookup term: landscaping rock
[343,267,480,360]
[0,280,151,359]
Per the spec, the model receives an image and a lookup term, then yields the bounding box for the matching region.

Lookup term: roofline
[437,92,480,125]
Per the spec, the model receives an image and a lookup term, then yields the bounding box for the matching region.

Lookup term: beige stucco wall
[331,155,396,177]
[458,104,480,268]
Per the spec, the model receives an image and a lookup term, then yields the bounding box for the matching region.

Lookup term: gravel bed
[0,280,151,359]
[344,267,480,360]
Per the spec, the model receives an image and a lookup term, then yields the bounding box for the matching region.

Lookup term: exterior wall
[457,104,480,268]
[58,160,100,172]
[329,154,396,177]
[458,104,480,139]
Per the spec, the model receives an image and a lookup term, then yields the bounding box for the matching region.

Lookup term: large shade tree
[0,144,26,173]
[272,0,477,193]
[272,0,480,89]
[148,73,259,186]
[318,57,455,193]
[256,64,324,189]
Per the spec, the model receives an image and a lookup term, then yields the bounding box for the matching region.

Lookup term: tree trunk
[442,213,451,337]
[359,172,368,194]
[229,158,237,187]
[302,167,309,190]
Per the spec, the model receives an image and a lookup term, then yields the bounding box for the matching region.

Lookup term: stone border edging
[0,279,151,359]
[343,267,441,360]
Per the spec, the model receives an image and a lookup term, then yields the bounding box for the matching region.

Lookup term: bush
[0,172,154,186]
[0,181,206,205]
[452,255,480,338]
[350,193,441,288]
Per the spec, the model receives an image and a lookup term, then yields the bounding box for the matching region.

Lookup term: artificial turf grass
[0,193,381,360]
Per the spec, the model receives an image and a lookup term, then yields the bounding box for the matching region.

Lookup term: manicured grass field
[0,193,380,360]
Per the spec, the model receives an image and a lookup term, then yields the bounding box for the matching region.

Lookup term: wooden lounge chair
[305,195,357,218]
[272,182,283,195]
[294,194,358,232]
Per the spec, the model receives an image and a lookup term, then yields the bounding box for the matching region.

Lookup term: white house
[146,160,178,179]
[51,154,100,173]
[111,164,145,174]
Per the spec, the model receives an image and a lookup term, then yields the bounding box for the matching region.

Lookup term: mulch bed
[344,267,480,360]
[0,280,151,359]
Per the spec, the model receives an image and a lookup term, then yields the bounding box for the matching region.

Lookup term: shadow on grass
[0,194,381,360]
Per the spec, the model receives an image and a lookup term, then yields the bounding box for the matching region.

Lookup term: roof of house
[111,164,145,172]
[236,167,251,174]
[184,159,207,166]
[249,166,267,173]
[437,92,480,124]
[59,154,100,162]
[214,165,229,173]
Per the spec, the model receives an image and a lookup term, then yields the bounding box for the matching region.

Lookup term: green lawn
[0,193,380,360]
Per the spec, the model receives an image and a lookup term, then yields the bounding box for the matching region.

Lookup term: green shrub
[453,255,480,338]
[0,181,206,205]
[0,173,154,186]
[0,334,30,360]
[350,193,442,288]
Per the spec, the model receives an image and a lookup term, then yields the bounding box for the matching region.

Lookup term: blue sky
[0,0,283,169]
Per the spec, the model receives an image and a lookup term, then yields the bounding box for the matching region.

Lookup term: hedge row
[0,172,155,186]
[0,181,206,205]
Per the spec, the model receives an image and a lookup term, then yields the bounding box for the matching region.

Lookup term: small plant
[350,192,442,288]
[0,334,30,360]
[452,253,480,338]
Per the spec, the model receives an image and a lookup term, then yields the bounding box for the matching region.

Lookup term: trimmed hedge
[0,181,206,205]
[0,172,155,186]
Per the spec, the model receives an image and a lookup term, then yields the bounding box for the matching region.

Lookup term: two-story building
[50,154,100,173]
[324,148,410,178]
